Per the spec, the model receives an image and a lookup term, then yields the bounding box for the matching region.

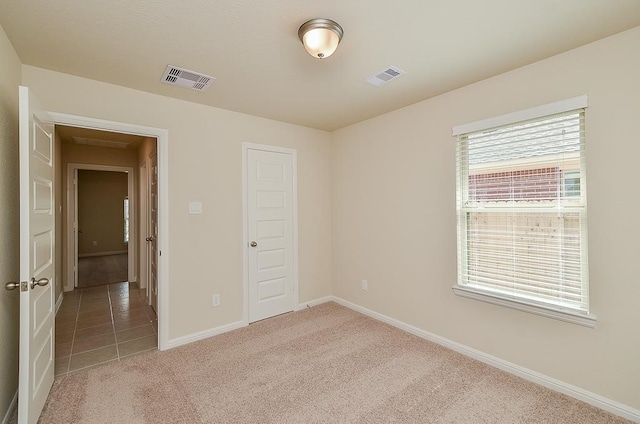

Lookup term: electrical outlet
[362,279,368,291]
[212,294,221,307]
[92,240,98,246]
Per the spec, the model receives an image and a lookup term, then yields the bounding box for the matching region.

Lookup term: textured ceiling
[1,1,640,131]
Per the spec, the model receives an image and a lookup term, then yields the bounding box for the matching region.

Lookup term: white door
[148,153,158,312]
[18,86,55,423]
[247,148,295,322]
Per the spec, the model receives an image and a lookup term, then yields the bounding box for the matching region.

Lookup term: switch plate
[212,294,221,307]
[189,201,203,214]
[362,280,368,291]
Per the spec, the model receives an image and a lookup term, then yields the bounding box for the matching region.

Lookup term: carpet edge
[331,296,640,423]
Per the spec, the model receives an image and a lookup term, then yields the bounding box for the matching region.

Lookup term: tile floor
[55,282,158,376]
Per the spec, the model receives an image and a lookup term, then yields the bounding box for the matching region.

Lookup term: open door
[18,86,55,423]
[148,152,158,312]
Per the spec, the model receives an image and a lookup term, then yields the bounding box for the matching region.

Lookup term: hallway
[78,254,128,288]
[54,282,158,376]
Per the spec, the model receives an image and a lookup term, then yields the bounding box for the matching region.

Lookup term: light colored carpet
[37,302,627,423]
[77,254,128,288]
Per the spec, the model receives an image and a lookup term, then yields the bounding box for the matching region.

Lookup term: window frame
[452,96,596,327]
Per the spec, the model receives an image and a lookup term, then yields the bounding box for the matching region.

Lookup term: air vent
[160,65,215,92]
[364,66,406,87]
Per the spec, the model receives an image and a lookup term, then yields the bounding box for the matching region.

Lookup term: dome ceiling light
[298,18,344,59]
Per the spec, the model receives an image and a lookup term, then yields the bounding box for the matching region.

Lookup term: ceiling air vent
[160,65,215,92]
[364,66,406,87]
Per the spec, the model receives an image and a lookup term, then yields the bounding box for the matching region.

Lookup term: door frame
[66,164,135,290]
[50,112,170,350]
[138,158,148,292]
[241,142,299,324]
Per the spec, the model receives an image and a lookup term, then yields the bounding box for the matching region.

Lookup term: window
[124,197,130,244]
[563,171,581,198]
[453,97,595,326]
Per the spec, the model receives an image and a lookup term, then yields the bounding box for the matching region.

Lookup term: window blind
[456,109,589,313]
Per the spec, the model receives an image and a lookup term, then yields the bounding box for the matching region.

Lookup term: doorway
[69,166,135,290]
[52,115,168,351]
[50,114,168,355]
[55,125,161,374]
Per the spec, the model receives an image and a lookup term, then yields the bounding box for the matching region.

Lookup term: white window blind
[455,107,590,316]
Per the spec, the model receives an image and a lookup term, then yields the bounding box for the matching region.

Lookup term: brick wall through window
[469,167,561,201]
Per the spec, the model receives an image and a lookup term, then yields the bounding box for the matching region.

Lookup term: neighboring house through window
[452,96,596,327]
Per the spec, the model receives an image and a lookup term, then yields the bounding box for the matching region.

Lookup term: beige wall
[0,24,22,418]
[77,170,129,255]
[331,27,640,409]
[23,66,334,340]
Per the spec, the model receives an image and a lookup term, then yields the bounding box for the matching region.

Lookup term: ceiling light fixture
[298,18,343,59]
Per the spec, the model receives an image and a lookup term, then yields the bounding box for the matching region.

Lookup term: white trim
[49,112,170,351]
[166,296,333,349]
[452,285,597,328]
[452,95,588,136]
[165,320,247,350]
[55,291,63,314]
[66,163,135,290]
[1,390,17,424]
[241,142,299,324]
[242,145,249,324]
[331,296,639,422]
[296,296,334,311]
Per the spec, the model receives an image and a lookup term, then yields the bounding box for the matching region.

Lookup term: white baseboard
[296,295,334,311]
[165,320,247,350]
[166,297,333,350]
[165,295,335,350]
[55,291,64,314]
[331,296,640,423]
[2,390,17,424]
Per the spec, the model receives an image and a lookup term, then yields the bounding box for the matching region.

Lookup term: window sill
[452,285,597,328]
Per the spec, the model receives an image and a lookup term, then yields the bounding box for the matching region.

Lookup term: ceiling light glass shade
[298,19,343,59]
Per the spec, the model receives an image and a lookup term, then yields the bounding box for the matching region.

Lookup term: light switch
[188,201,202,215]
